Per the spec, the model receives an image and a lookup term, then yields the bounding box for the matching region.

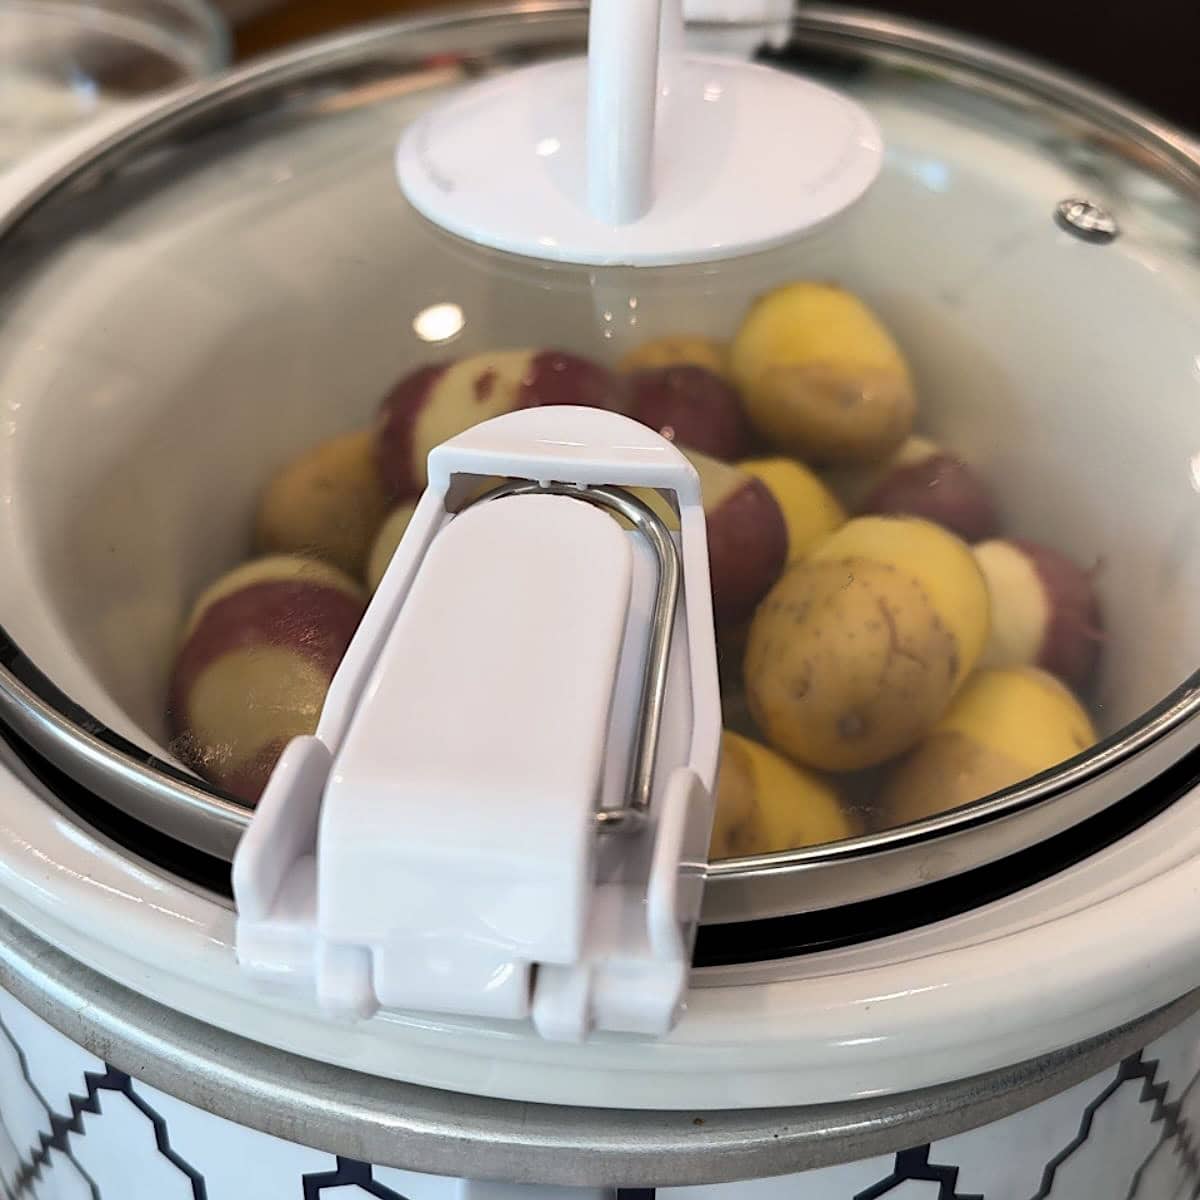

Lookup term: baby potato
[744,516,990,770]
[810,516,990,689]
[862,440,999,543]
[729,282,916,464]
[618,334,727,376]
[169,555,366,805]
[746,559,959,771]
[974,538,1102,689]
[365,502,418,593]
[882,666,1098,825]
[627,364,750,461]
[824,434,938,512]
[740,456,847,560]
[710,730,856,859]
[686,449,788,627]
[255,429,391,579]
[375,349,624,499]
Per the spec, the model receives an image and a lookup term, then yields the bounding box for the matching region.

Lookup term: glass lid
[1,2,1199,941]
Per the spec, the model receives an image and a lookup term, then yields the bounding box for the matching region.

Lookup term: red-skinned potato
[745,517,990,771]
[168,556,366,805]
[973,538,1102,689]
[627,365,750,461]
[862,439,999,542]
[375,349,624,500]
[685,449,788,627]
[739,457,846,559]
[254,429,391,578]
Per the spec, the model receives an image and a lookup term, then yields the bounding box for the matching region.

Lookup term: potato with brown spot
[744,516,990,770]
[255,430,391,578]
[710,730,856,859]
[729,282,916,464]
[882,666,1098,825]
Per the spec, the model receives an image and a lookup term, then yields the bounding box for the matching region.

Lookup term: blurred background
[226,0,1199,133]
[0,0,1193,176]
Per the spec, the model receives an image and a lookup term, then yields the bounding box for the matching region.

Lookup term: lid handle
[587,0,680,225]
[586,0,795,226]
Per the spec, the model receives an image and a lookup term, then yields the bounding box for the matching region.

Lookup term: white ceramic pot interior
[0,40,1197,806]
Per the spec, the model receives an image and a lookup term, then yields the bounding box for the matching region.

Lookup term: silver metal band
[0,900,1193,1186]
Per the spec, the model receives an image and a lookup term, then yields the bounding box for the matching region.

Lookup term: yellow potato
[739,456,846,560]
[710,731,855,859]
[729,282,915,463]
[883,667,1098,825]
[744,516,989,770]
[255,430,391,578]
[618,335,728,377]
[745,558,962,770]
[809,516,990,689]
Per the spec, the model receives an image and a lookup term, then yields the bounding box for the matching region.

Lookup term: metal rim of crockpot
[0,895,1194,1186]
[1,2,1199,927]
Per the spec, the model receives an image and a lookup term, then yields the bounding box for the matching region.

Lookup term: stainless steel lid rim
[2,2,1200,926]
[0,896,1192,1186]
[10,698,1199,973]
[4,719,1200,1113]
[695,735,1200,965]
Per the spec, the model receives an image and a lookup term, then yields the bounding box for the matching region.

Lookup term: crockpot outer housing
[0,0,1198,1138]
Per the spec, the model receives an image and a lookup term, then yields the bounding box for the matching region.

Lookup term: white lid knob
[396,0,882,266]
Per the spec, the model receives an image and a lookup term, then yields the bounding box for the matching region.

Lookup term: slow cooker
[1,2,1200,1196]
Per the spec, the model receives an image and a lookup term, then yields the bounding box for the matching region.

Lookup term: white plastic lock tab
[232,407,722,1042]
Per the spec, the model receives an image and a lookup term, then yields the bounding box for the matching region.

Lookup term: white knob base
[396,52,883,268]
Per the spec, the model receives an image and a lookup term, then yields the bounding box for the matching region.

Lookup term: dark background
[234,0,1200,134]
[859,0,1199,133]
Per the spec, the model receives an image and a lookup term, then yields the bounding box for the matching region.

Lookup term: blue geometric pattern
[1031,1053,1166,1200]
[0,1015,96,1200]
[4,990,1200,1199]
[302,1157,412,1199]
[854,1147,985,1199]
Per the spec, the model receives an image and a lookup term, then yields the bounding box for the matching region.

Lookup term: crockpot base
[0,950,1197,1195]
[0,895,1197,1190]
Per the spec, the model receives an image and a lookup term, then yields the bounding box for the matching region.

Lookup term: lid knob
[232,408,722,1041]
[396,0,883,265]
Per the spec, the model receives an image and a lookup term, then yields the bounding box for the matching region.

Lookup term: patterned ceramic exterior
[3,983,1199,1200]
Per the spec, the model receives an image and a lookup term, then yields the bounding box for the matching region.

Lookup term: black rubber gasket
[1,720,233,898]
[693,742,1200,966]
[3,715,1196,967]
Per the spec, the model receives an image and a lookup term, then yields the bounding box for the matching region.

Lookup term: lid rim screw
[1055,197,1120,244]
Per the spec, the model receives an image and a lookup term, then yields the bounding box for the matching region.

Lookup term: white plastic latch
[232,407,721,1042]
